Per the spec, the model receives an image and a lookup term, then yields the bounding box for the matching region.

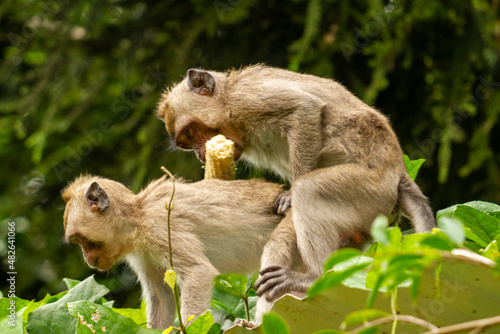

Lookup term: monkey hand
[274,190,291,215]
[255,265,312,302]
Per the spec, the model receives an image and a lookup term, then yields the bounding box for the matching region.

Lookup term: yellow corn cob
[204,135,236,180]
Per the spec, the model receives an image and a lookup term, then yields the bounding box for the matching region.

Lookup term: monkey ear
[84,182,110,213]
[187,69,215,96]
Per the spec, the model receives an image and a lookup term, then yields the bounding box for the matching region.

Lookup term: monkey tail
[397,174,436,233]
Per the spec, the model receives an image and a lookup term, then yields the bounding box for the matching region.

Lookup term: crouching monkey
[155,65,436,314]
[62,174,303,329]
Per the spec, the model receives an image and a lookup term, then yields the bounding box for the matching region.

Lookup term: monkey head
[156,68,244,163]
[62,176,135,271]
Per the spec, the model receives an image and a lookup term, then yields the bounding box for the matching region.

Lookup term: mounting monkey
[156,65,436,311]
[62,174,303,329]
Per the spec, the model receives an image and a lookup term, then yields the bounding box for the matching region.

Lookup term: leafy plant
[0,276,156,334]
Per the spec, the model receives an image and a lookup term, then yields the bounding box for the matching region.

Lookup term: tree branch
[351,315,438,333]
[421,315,500,334]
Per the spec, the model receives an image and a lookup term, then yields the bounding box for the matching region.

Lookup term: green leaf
[210,300,236,317]
[404,155,426,181]
[312,330,348,334]
[461,201,500,214]
[27,276,109,334]
[64,278,82,290]
[358,327,380,334]
[244,272,258,297]
[438,217,465,246]
[213,274,247,299]
[262,312,290,334]
[111,307,147,326]
[409,272,423,303]
[415,233,455,251]
[437,202,500,245]
[309,261,371,298]
[363,242,378,257]
[207,322,222,334]
[401,232,429,250]
[342,309,390,328]
[0,296,31,334]
[163,268,176,291]
[186,311,215,334]
[210,287,241,320]
[371,215,390,246]
[323,248,362,271]
[464,240,483,252]
[481,240,500,260]
[67,300,162,333]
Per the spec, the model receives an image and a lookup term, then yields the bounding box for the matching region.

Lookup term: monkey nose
[94,257,99,267]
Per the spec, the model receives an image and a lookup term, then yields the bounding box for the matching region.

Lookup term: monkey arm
[242,88,327,213]
[132,262,176,329]
[285,101,327,180]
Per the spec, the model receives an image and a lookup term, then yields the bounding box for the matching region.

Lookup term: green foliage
[184,311,217,334]
[244,197,500,333]
[403,155,426,181]
[437,201,500,248]
[261,312,290,334]
[27,276,109,334]
[67,300,160,334]
[0,276,155,334]
[212,273,258,325]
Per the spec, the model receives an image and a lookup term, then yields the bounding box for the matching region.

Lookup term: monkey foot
[255,265,313,301]
[274,190,291,215]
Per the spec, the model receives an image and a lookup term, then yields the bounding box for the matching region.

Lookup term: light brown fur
[62,174,296,329]
[156,65,436,322]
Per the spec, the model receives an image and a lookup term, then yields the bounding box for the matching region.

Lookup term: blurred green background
[1,0,499,308]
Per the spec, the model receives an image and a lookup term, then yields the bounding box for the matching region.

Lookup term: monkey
[62,174,303,329]
[155,64,436,310]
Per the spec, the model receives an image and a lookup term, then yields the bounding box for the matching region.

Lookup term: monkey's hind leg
[252,214,304,326]
[257,164,399,305]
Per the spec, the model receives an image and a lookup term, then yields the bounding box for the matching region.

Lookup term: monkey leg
[179,262,219,325]
[252,214,305,325]
[258,164,398,302]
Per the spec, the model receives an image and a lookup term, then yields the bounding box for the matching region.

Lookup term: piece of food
[204,134,236,180]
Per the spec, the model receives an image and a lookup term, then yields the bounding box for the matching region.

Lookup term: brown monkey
[62,174,301,329]
[156,65,436,305]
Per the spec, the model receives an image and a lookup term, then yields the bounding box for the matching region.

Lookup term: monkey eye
[182,128,193,140]
[69,235,80,244]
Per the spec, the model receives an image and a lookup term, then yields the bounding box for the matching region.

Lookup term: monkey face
[65,212,133,271]
[63,178,135,271]
[174,120,243,163]
[69,233,128,270]
[156,69,245,163]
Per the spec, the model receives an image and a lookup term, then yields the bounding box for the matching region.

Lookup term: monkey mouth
[91,257,114,271]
